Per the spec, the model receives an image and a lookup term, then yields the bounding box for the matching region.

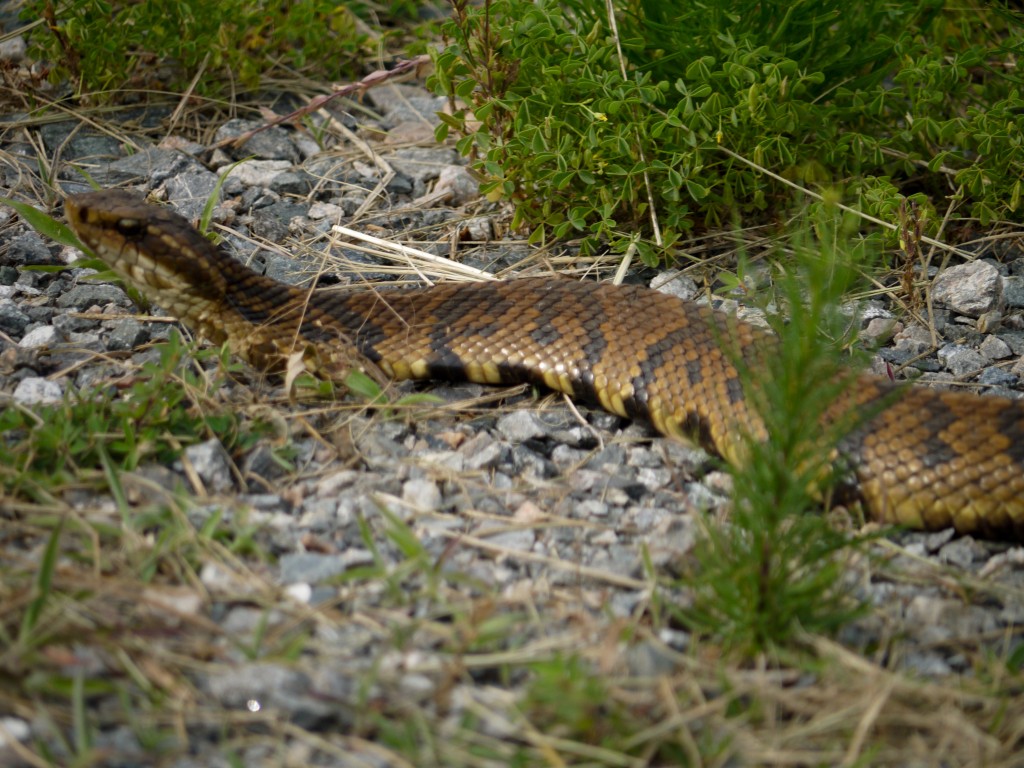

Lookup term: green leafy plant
[680,206,874,652]
[23,0,431,97]
[432,1,1024,262]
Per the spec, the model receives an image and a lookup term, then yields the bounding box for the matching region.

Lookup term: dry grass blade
[330,225,496,283]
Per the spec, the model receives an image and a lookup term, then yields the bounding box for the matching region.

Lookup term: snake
[64,189,1024,541]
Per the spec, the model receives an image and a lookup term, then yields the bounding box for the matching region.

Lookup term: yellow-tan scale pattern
[311,279,770,464]
[65,190,1024,541]
[849,387,1024,535]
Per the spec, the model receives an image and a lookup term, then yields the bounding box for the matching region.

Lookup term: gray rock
[932,260,1003,317]
[39,122,123,161]
[181,439,234,494]
[315,470,361,496]
[460,216,494,241]
[221,607,285,639]
[938,536,990,569]
[482,528,535,552]
[637,466,672,490]
[497,411,549,441]
[307,201,345,221]
[67,330,102,348]
[103,147,201,189]
[977,367,1018,388]
[387,147,460,182]
[936,345,986,377]
[202,663,335,727]
[225,159,295,189]
[906,594,999,642]
[268,170,313,196]
[398,674,437,702]
[845,299,894,324]
[892,323,932,348]
[52,311,96,335]
[627,446,662,468]
[0,301,30,335]
[161,172,221,220]
[280,552,352,584]
[385,173,414,196]
[15,273,46,294]
[861,317,899,345]
[585,443,626,469]
[214,119,301,163]
[23,306,54,326]
[902,653,953,677]
[55,283,132,310]
[551,444,587,467]
[1003,274,1024,307]
[415,449,464,472]
[979,334,1012,360]
[366,84,447,124]
[1001,331,1024,355]
[461,434,507,470]
[6,231,54,265]
[105,318,149,351]
[511,445,556,479]
[575,499,610,518]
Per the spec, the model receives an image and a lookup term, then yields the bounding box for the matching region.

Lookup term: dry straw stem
[331,224,495,284]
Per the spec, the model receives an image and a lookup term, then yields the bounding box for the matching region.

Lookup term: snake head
[65,190,229,303]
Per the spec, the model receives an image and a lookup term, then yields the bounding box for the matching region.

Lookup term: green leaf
[344,370,384,402]
[455,78,478,100]
[685,179,710,201]
[19,518,63,642]
[2,197,84,250]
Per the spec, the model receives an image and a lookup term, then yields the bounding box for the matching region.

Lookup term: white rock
[979,335,1012,360]
[0,36,26,62]
[651,269,698,301]
[402,478,443,511]
[13,377,63,404]
[222,159,292,186]
[0,716,30,749]
[932,261,1002,317]
[19,325,59,349]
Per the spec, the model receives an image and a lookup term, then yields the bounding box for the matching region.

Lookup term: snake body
[65,190,1024,541]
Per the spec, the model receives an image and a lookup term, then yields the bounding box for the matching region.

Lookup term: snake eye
[115,217,146,237]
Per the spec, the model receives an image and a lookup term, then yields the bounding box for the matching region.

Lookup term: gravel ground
[2,82,1024,765]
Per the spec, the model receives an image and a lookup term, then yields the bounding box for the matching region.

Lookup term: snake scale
[65,190,1024,541]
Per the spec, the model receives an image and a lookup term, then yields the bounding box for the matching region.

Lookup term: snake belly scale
[65,190,1024,541]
